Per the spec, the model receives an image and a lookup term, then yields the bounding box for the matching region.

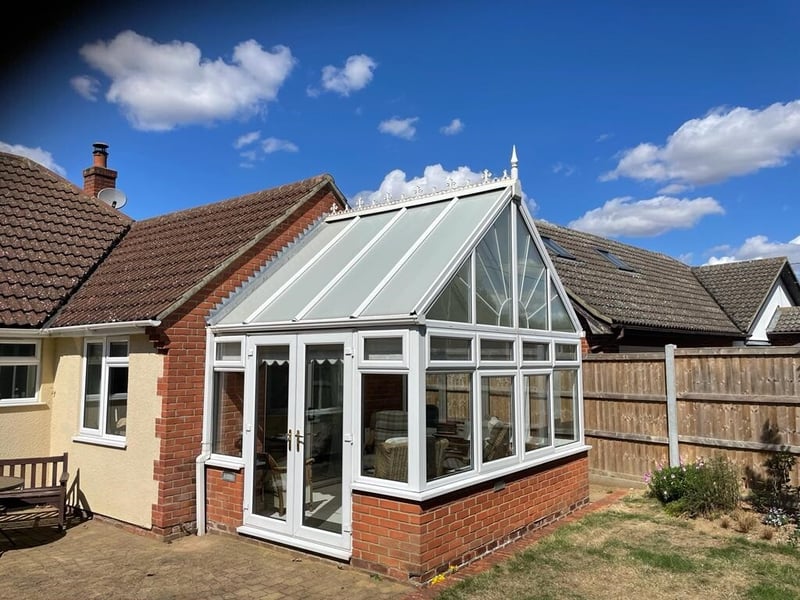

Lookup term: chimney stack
[83,142,117,197]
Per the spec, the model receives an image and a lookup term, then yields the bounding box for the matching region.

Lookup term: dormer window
[541,237,576,260]
[597,249,634,272]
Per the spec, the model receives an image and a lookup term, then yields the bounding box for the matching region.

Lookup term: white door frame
[238,331,354,559]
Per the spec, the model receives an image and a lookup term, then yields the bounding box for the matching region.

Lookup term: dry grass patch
[433,493,800,600]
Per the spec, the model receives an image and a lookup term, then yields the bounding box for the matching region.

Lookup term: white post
[664,344,679,467]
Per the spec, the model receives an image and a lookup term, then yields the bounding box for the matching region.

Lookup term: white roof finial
[510,145,519,180]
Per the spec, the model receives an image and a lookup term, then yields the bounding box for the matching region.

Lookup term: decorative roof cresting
[340,145,520,217]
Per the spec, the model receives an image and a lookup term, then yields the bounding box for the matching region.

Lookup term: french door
[240,332,352,557]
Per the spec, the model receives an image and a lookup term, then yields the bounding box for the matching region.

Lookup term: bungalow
[535,221,800,352]
[1,145,589,583]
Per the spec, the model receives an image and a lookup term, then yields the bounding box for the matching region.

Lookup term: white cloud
[601,101,800,186]
[318,54,377,97]
[70,75,100,101]
[440,118,464,135]
[378,116,418,140]
[78,30,296,131]
[705,235,800,265]
[552,162,575,176]
[657,182,690,195]
[568,195,724,237]
[353,163,535,211]
[262,137,298,153]
[0,142,66,176]
[234,130,261,149]
[596,133,611,142]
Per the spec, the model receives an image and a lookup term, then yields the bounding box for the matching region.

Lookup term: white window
[81,338,129,440]
[0,340,39,404]
[211,336,245,457]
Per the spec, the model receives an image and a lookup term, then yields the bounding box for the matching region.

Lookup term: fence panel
[583,346,800,486]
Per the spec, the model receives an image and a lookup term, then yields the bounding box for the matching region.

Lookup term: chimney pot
[92,142,109,168]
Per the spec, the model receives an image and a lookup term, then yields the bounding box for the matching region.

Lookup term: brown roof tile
[693,257,799,332]
[0,152,131,328]
[535,220,741,335]
[768,306,800,334]
[51,174,339,327]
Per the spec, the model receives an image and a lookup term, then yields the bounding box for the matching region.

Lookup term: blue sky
[1,1,799,269]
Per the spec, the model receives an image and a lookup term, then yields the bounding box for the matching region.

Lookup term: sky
[1,1,799,270]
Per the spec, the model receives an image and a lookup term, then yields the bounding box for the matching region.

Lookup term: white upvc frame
[357,329,409,370]
[426,329,476,368]
[477,369,519,473]
[213,335,245,370]
[74,336,129,449]
[0,338,41,406]
[520,336,552,366]
[477,332,517,367]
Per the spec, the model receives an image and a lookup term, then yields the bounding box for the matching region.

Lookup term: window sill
[205,455,244,471]
[72,434,127,450]
[0,399,45,409]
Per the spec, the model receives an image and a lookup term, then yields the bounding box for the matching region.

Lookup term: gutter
[45,320,161,336]
[1,320,161,338]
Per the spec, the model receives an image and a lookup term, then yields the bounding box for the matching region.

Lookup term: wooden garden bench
[0,452,69,530]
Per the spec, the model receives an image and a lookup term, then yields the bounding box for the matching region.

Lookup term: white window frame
[427,330,476,368]
[213,335,245,369]
[75,337,129,448]
[520,337,552,366]
[358,330,409,370]
[0,339,41,406]
[478,334,516,367]
[477,370,518,472]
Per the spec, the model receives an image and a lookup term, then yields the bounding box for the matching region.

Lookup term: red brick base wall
[206,466,244,533]
[351,452,589,583]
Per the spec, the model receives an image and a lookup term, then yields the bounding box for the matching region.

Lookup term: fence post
[665,344,679,467]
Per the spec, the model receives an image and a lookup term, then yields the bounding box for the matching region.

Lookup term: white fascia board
[209,313,422,335]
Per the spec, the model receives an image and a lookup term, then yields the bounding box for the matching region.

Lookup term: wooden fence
[583,345,800,486]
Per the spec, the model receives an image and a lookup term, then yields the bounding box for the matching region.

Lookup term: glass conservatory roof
[211,181,514,328]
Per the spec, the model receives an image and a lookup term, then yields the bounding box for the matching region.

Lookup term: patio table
[0,476,24,492]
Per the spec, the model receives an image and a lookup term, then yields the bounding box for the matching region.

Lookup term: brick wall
[150,188,342,537]
[351,452,589,583]
[206,466,244,532]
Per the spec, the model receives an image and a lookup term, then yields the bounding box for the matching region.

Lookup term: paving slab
[0,480,637,600]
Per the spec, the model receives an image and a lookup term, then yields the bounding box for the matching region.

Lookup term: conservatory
[200,152,590,582]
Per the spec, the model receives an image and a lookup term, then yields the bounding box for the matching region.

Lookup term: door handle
[295,430,303,452]
[287,429,293,450]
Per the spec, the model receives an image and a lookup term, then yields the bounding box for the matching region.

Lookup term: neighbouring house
[535,221,800,352]
[766,305,800,345]
[1,144,590,583]
[1,143,347,535]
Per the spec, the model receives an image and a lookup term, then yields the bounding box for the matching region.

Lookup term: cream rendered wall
[49,335,162,529]
[0,337,54,458]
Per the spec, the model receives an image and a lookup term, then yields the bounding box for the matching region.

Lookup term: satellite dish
[97,187,128,210]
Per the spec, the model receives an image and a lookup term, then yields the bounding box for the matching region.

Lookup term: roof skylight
[541,237,576,260]
[597,249,635,271]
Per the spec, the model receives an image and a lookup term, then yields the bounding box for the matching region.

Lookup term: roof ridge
[136,173,332,224]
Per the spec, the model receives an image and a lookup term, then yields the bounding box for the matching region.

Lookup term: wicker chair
[483,420,512,462]
[374,437,408,482]
[264,453,314,515]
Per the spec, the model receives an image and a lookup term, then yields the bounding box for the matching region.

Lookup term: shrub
[748,451,799,519]
[645,456,741,517]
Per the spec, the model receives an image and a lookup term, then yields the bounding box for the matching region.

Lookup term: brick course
[352,452,588,583]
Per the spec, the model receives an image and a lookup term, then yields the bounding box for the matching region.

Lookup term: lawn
[431,493,800,600]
